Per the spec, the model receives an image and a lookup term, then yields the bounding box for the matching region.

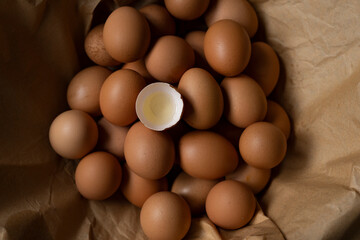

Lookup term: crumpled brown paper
[1,0,359,239]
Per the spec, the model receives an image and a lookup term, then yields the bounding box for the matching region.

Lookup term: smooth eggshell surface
[164,0,210,20]
[265,100,291,139]
[122,59,155,84]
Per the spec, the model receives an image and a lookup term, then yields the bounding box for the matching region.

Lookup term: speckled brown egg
[205,179,256,229]
[244,42,280,96]
[96,117,129,159]
[145,35,194,84]
[122,59,155,84]
[49,110,98,159]
[179,131,238,180]
[171,171,219,215]
[84,24,120,67]
[75,151,122,200]
[204,0,258,38]
[99,69,146,126]
[265,100,291,139]
[124,121,175,180]
[139,4,175,38]
[103,6,151,63]
[120,163,168,208]
[221,74,267,128]
[204,19,251,76]
[67,66,111,116]
[164,0,210,20]
[178,68,223,129]
[239,122,287,169]
[140,191,191,240]
[226,161,271,194]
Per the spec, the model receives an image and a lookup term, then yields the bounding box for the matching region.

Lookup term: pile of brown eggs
[49,0,291,239]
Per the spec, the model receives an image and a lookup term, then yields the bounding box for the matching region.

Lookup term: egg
[96,117,129,159]
[239,122,287,169]
[75,151,122,200]
[244,42,280,96]
[103,6,151,63]
[122,59,155,84]
[171,172,219,215]
[164,0,210,20]
[178,68,224,129]
[124,121,175,180]
[99,69,146,126]
[204,0,258,38]
[67,66,111,116]
[139,4,175,38]
[265,100,291,139]
[226,161,271,194]
[204,19,251,76]
[84,24,120,67]
[211,117,244,147]
[49,110,98,159]
[179,131,238,179]
[140,191,191,240]
[221,74,267,128]
[145,35,195,84]
[205,180,256,229]
[120,163,168,208]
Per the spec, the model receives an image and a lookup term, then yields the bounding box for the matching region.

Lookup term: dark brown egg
[265,100,291,139]
[211,118,244,147]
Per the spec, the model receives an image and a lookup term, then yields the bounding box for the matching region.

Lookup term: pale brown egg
[84,24,120,67]
[139,4,175,38]
[124,121,175,180]
[140,191,191,240]
[67,66,111,116]
[122,59,155,84]
[204,19,251,76]
[164,0,210,20]
[99,69,146,126]
[226,161,271,194]
[221,74,267,128]
[178,68,223,129]
[265,100,291,139]
[145,35,194,84]
[205,180,256,229]
[244,42,280,96]
[103,6,151,63]
[171,171,219,215]
[204,0,258,38]
[75,151,122,200]
[120,163,168,208]
[49,110,98,159]
[239,122,287,169]
[179,131,238,180]
[96,117,129,159]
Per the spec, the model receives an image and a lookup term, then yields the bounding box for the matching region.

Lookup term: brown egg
[205,180,256,229]
[221,74,267,128]
[178,68,223,129]
[49,110,98,159]
[145,35,195,84]
[204,0,258,38]
[265,100,291,139]
[204,19,251,77]
[96,117,129,159]
[179,131,238,180]
[244,42,280,96]
[239,122,287,169]
[84,24,120,67]
[164,0,210,20]
[67,66,111,116]
[124,121,175,180]
[226,161,271,194]
[171,172,219,215]
[99,69,146,126]
[103,6,151,63]
[211,117,243,147]
[139,4,175,38]
[120,163,168,208]
[75,151,122,200]
[140,191,191,240]
[122,59,155,84]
